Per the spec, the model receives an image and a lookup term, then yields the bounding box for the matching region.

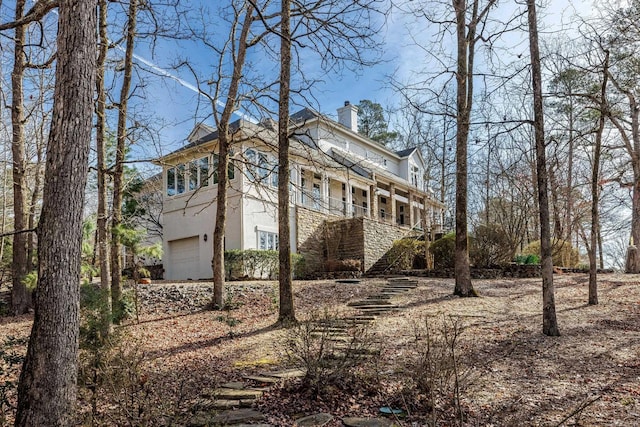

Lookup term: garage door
[168,236,200,280]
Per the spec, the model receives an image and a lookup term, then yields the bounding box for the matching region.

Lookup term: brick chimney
[337,100,358,133]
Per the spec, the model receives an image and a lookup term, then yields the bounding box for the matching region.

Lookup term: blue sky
[119,0,594,166]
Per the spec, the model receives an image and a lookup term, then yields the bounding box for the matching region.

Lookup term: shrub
[282,308,379,398]
[224,250,306,279]
[514,254,540,265]
[522,239,579,267]
[324,258,361,272]
[470,223,515,267]
[429,232,456,269]
[402,315,471,425]
[386,239,424,271]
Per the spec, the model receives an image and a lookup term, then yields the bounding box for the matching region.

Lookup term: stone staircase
[188,277,419,426]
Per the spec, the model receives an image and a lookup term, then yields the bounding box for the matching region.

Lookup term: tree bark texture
[111,0,138,318]
[10,0,32,315]
[453,0,480,297]
[278,0,296,323]
[15,0,96,424]
[96,0,113,330]
[527,0,560,336]
[212,2,255,310]
[588,50,608,306]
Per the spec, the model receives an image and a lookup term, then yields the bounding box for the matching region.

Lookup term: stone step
[354,304,400,311]
[311,333,351,343]
[347,300,393,307]
[387,277,415,282]
[213,388,263,400]
[243,375,281,385]
[209,399,250,410]
[366,294,391,299]
[311,326,348,333]
[344,316,376,322]
[260,368,306,379]
[384,284,417,289]
[208,408,266,425]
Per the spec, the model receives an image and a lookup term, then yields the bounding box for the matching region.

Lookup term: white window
[258,230,278,250]
[166,156,210,196]
[411,165,421,187]
[246,148,277,188]
[212,154,234,184]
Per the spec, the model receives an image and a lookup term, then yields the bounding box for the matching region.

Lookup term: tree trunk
[588,50,608,306]
[111,0,138,319]
[627,174,640,273]
[10,0,32,315]
[211,2,255,310]
[96,0,112,330]
[278,0,296,323]
[453,0,478,297]
[15,0,96,423]
[527,0,560,336]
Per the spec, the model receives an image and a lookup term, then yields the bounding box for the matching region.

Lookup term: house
[156,102,445,280]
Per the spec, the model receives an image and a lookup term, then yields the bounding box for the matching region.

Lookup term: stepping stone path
[192,277,418,426]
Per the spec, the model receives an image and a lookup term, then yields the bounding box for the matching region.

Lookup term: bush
[470,223,515,267]
[386,239,425,271]
[324,258,361,272]
[401,315,471,425]
[514,254,540,265]
[224,250,307,280]
[522,239,579,267]
[429,232,456,269]
[282,308,379,398]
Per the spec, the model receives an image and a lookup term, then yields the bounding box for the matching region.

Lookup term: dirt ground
[1,273,639,426]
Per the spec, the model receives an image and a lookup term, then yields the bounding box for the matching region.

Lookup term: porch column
[408,190,414,228]
[321,172,329,213]
[346,182,353,217]
[390,183,396,224]
[370,184,378,220]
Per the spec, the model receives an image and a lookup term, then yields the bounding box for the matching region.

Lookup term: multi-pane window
[166,156,212,196]
[246,148,277,188]
[258,230,278,250]
[212,154,235,184]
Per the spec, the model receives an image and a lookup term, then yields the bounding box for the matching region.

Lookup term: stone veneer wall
[324,218,364,262]
[296,205,414,275]
[361,218,409,272]
[296,206,341,273]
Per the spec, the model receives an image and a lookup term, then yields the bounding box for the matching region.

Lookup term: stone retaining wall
[362,218,408,272]
[296,206,412,275]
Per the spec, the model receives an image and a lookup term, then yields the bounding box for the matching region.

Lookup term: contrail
[112,45,256,123]
[46,3,255,123]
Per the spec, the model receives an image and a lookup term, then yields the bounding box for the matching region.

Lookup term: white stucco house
[156,102,445,280]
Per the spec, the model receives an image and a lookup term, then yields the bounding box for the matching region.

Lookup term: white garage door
[169,236,200,280]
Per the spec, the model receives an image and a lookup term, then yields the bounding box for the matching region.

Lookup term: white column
[322,172,330,213]
[346,182,353,217]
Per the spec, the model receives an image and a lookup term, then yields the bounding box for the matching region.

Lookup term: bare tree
[111,0,139,319]
[451,0,499,297]
[96,0,113,330]
[211,1,259,309]
[10,0,31,315]
[277,0,296,323]
[15,0,96,423]
[527,0,559,336]
[588,49,608,305]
